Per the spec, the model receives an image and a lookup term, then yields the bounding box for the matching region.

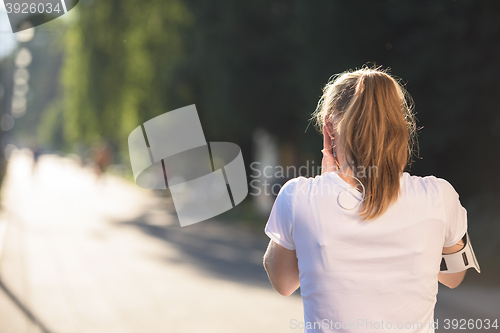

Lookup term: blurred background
[0,0,499,332]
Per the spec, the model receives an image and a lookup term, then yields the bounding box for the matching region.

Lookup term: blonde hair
[313,65,418,220]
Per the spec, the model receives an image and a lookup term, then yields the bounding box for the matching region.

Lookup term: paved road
[0,150,303,333]
[0,150,497,333]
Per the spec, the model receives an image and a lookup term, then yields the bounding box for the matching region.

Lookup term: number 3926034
[5,2,62,14]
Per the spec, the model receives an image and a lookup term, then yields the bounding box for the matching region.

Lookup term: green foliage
[38,97,65,149]
[60,0,193,151]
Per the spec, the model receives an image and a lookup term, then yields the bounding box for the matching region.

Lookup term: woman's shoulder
[277,175,322,198]
[279,176,311,192]
[402,172,457,197]
[278,173,338,198]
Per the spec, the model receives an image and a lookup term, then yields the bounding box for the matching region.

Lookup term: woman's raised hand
[321,125,338,174]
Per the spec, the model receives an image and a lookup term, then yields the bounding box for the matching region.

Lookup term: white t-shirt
[265,172,467,333]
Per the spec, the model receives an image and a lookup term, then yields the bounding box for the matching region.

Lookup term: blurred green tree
[57,0,193,159]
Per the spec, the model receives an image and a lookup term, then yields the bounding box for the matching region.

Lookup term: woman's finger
[323,125,332,153]
[322,125,337,174]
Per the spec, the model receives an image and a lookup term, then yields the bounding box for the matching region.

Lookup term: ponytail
[314,65,417,220]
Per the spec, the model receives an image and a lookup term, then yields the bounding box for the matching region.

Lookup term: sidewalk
[0,150,303,333]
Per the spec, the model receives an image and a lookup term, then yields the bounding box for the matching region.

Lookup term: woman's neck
[336,165,359,188]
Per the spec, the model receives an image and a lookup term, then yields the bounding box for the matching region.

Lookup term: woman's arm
[263,240,300,296]
[438,241,467,289]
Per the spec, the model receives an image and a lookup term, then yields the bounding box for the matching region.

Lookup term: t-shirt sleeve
[264,178,299,250]
[437,178,468,247]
